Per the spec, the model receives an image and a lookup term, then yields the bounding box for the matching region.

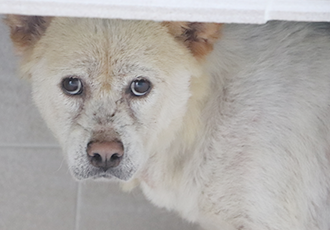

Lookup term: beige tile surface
[0,147,78,230]
[77,181,198,230]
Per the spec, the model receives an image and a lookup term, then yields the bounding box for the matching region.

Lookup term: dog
[5,15,330,229]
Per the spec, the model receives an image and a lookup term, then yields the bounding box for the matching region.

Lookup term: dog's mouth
[71,159,136,181]
[92,172,113,179]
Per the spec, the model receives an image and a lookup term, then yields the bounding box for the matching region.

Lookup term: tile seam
[75,183,82,230]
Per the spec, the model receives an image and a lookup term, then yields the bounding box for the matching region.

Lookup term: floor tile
[0,147,78,230]
[77,180,199,230]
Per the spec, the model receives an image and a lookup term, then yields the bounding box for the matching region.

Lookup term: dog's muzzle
[70,139,137,181]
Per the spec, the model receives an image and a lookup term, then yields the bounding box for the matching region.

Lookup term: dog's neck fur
[133,58,228,221]
[137,75,211,220]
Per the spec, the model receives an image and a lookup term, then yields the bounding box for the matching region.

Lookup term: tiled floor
[0,16,198,230]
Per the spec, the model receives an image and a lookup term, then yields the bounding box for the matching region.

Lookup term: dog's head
[6,15,221,181]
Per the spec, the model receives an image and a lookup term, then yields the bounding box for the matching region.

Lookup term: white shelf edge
[0,0,330,24]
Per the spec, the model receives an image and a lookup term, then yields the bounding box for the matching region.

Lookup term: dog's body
[5,16,330,229]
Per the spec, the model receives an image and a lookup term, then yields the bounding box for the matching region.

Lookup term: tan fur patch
[162,22,222,59]
[4,15,52,54]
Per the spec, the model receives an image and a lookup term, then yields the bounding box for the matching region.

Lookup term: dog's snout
[87,141,124,171]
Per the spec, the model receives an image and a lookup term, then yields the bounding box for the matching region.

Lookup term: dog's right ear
[162,21,222,60]
[4,15,52,54]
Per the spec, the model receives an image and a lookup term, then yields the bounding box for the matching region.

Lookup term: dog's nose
[87,141,124,171]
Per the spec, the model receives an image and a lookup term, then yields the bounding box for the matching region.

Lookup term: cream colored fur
[6,16,330,229]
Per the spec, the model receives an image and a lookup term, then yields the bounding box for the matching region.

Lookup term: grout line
[75,182,82,230]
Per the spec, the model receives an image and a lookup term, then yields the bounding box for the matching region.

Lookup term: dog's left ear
[163,22,222,59]
[4,15,52,54]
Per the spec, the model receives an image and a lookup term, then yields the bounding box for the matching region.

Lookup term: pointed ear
[162,22,222,59]
[4,15,52,54]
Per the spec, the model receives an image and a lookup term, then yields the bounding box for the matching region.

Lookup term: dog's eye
[62,77,83,95]
[130,79,151,96]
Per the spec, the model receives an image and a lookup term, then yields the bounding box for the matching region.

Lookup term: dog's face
[6,16,221,181]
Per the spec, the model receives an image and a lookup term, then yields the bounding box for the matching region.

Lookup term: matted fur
[6,15,330,230]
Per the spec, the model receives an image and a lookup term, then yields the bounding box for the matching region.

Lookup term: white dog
[5,15,330,229]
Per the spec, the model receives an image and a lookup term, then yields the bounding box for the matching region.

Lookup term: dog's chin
[70,163,137,182]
